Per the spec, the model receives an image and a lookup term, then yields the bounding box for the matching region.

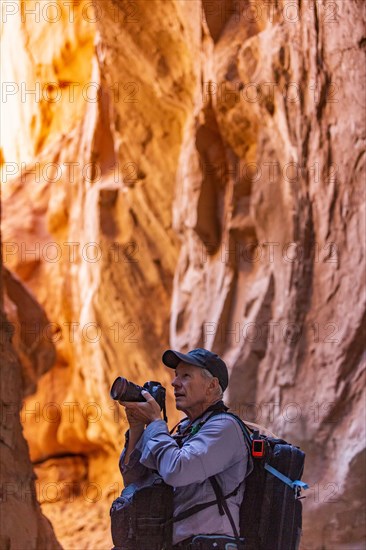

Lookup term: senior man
[119,348,252,550]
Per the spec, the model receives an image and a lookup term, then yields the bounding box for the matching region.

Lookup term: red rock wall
[169,2,366,547]
[1,1,365,548]
[0,246,61,548]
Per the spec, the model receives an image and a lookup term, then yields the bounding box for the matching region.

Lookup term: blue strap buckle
[264,463,309,498]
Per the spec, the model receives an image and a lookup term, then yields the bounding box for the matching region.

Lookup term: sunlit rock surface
[1,0,365,548]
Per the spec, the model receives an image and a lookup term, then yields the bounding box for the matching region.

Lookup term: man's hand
[122,407,145,430]
[120,390,162,426]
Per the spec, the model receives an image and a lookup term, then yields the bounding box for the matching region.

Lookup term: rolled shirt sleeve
[139,415,247,487]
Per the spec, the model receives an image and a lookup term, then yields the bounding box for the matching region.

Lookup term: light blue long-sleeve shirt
[119,408,252,545]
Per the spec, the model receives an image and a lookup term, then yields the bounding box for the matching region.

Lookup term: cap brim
[162,349,204,369]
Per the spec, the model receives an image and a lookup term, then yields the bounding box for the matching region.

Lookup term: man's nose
[172,376,181,388]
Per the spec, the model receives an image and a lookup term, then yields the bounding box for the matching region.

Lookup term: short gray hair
[200,368,224,399]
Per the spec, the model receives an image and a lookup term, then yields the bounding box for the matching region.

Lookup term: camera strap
[169,400,228,434]
[162,400,168,423]
[169,401,228,446]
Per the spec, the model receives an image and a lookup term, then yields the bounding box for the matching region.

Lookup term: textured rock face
[172,4,366,548]
[1,0,365,549]
[0,264,61,549]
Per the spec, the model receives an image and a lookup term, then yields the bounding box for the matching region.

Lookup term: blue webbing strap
[264,463,309,491]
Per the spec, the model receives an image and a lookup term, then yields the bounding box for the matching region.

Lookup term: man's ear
[208,377,219,393]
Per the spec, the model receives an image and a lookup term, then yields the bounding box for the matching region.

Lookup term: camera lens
[110,377,145,402]
[110,377,128,400]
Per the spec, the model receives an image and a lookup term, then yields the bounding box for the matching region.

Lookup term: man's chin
[174,397,185,410]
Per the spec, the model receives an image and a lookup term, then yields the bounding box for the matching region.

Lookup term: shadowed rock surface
[0,251,61,548]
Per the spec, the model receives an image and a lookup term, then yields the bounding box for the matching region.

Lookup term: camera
[110,377,166,412]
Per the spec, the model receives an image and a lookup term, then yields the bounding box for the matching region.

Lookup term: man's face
[171,362,212,412]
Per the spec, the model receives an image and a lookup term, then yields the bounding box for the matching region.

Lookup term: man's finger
[120,402,137,410]
[141,390,153,401]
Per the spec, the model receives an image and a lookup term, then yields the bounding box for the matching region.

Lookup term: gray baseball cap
[162,348,228,391]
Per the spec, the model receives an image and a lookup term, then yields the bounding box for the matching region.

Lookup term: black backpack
[209,411,309,550]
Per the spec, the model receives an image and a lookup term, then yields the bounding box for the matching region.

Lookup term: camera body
[110,377,166,411]
[143,381,166,410]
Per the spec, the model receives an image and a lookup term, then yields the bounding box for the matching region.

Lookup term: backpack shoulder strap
[168,480,241,524]
[207,410,253,450]
[209,476,241,542]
